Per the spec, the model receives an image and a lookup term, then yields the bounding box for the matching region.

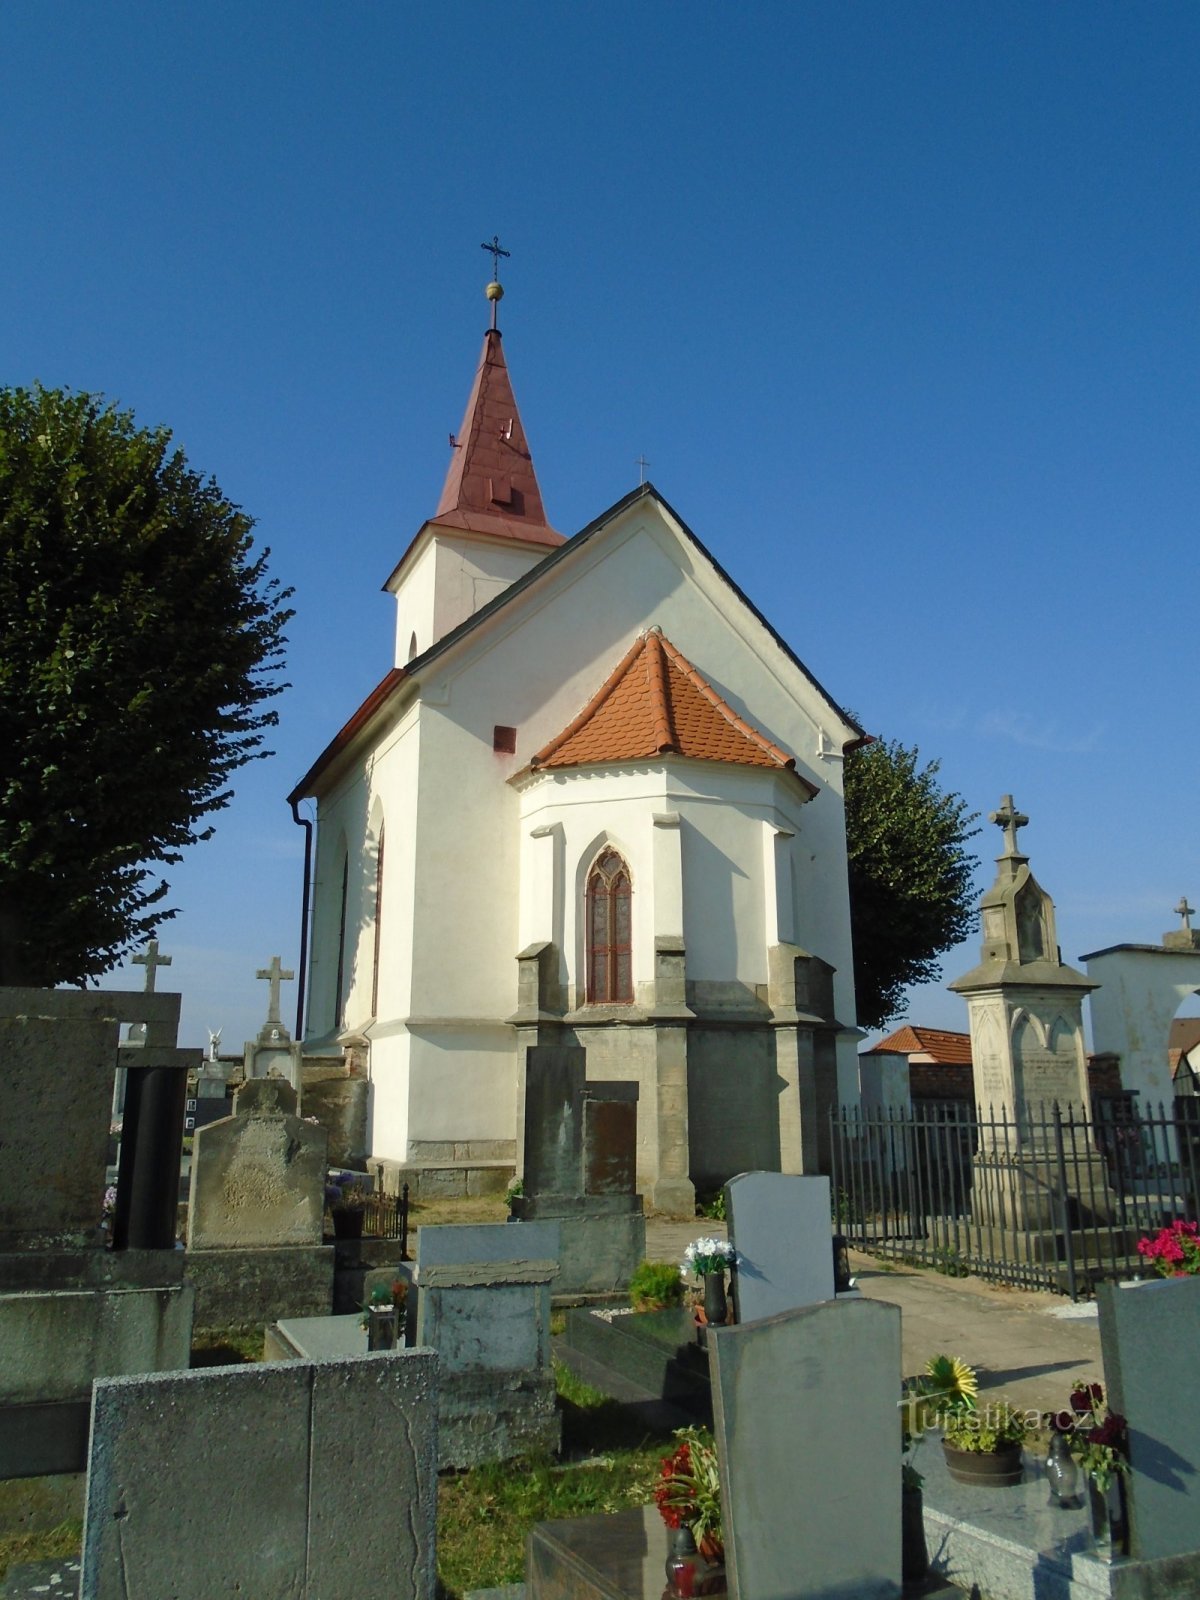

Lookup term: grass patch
[0,1520,82,1583]
[438,1448,662,1597]
[190,1325,265,1366]
[408,1195,509,1229]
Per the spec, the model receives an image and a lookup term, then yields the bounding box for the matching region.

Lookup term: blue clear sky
[4,3,1197,1050]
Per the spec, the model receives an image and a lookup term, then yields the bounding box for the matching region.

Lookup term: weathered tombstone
[708,1298,902,1600]
[242,954,303,1089]
[950,797,1114,1233]
[511,1045,645,1296]
[81,1349,438,1598]
[184,1084,333,1326]
[725,1171,834,1322]
[392,1219,561,1466]
[1098,1276,1200,1566]
[0,986,196,1479]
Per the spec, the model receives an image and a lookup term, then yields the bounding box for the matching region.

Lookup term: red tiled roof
[433,328,563,548]
[865,1026,974,1065]
[528,628,816,793]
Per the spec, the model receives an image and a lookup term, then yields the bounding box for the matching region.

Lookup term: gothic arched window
[586,849,633,1004]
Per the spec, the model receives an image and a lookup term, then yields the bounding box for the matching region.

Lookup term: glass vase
[1088,1474,1129,1562]
[1045,1430,1081,1506]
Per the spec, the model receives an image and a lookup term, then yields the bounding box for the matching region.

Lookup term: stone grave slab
[708,1297,901,1600]
[414,1221,559,1372]
[724,1172,834,1322]
[82,1350,438,1598]
[186,1104,327,1249]
[1099,1275,1200,1563]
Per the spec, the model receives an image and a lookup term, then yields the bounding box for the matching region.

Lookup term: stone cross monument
[949,795,1112,1229]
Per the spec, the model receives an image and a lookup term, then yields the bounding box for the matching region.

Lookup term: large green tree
[0,384,293,986]
[843,733,980,1032]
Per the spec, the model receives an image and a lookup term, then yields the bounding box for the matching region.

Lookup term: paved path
[642,1217,1102,1417]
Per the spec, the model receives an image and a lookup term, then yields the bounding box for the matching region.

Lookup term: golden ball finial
[485,280,504,303]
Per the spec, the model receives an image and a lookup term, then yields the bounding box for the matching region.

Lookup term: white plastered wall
[388,527,551,665]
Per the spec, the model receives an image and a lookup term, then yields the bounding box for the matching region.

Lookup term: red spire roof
[433,328,563,548]
[528,628,816,792]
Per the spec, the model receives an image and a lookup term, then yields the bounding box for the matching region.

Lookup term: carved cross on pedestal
[133,938,172,992]
[256,956,294,1027]
[1176,896,1195,933]
[989,794,1029,857]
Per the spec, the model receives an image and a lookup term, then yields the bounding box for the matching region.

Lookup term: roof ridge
[645,629,677,753]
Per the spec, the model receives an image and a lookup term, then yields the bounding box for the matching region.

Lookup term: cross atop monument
[989,794,1029,859]
[1175,896,1195,933]
[256,956,294,1027]
[133,937,172,992]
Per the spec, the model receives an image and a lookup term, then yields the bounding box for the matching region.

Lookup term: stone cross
[255,956,294,1026]
[133,938,172,992]
[989,794,1029,857]
[1175,896,1195,933]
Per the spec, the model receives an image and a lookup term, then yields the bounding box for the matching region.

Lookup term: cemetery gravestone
[0,987,195,1479]
[183,1085,333,1326]
[1098,1276,1200,1565]
[398,1220,561,1465]
[724,1172,834,1322]
[511,1045,645,1296]
[81,1349,438,1599]
[709,1298,902,1600]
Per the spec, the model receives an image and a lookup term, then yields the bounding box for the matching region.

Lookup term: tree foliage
[0,384,293,985]
[843,733,980,1032]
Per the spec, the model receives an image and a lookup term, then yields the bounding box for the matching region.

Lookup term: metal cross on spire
[481,235,510,331]
[989,794,1029,858]
[635,454,651,485]
[133,937,172,992]
[1175,895,1195,932]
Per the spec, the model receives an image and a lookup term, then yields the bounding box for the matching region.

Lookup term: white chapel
[290,283,865,1216]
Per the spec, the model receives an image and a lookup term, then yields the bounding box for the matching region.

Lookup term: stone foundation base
[373,1157,514,1202]
[511,1201,646,1297]
[437,1369,560,1469]
[185,1245,334,1328]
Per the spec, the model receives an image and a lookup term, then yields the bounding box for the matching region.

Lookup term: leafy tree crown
[0,383,293,984]
[843,732,980,1032]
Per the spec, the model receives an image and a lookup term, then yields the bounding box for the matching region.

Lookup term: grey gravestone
[1098,1276,1200,1561]
[82,1350,438,1598]
[523,1046,586,1195]
[186,1102,327,1249]
[402,1221,561,1467]
[513,1047,645,1296]
[232,1076,298,1117]
[725,1172,834,1322]
[709,1298,901,1600]
[414,1221,559,1373]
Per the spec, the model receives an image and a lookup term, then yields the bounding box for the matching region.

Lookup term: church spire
[432,264,562,549]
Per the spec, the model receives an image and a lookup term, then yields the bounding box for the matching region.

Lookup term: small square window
[493,725,517,754]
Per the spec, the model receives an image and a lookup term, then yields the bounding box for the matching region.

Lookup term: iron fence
[363,1177,410,1253]
[829,1098,1200,1298]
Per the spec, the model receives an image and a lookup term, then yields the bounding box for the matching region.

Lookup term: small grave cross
[989,794,1029,857]
[1175,896,1195,933]
[256,956,295,1027]
[133,937,172,992]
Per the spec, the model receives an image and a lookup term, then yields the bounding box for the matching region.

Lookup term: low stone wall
[184,1245,334,1328]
